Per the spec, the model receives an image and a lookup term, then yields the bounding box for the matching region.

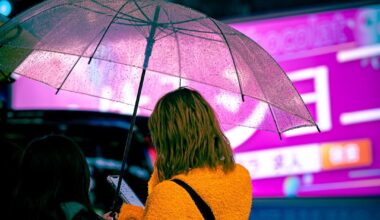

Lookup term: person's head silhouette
[12,134,100,220]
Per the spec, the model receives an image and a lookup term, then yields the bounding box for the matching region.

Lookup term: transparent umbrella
[0,0,319,211]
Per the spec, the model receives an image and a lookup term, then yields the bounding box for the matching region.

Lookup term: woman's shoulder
[145,178,196,214]
[153,179,186,194]
[149,178,197,203]
[234,163,250,176]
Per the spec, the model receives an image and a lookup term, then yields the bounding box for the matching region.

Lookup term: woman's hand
[103,211,119,220]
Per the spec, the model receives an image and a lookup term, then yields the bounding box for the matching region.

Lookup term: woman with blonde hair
[117,87,252,219]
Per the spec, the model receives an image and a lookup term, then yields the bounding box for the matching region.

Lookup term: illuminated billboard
[230,4,380,197]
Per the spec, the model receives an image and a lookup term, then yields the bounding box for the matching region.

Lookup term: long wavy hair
[148,87,235,181]
[11,135,96,220]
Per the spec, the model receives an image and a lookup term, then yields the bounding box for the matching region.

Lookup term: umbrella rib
[153,26,240,42]
[135,2,210,26]
[121,1,157,22]
[167,12,226,41]
[153,21,184,41]
[129,2,167,39]
[55,57,82,95]
[113,21,151,26]
[111,1,158,41]
[150,12,178,41]
[90,0,160,24]
[153,24,225,43]
[268,104,283,139]
[74,4,147,24]
[153,12,228,42]
[115,16,150,24]
[158,16,208,25]
[72,4,114,16]
[132,0,152,22]
[161,6,183,87]
[172,26,239,36]
[154,27,176,40]
[151,11,233,42]
[90,0,148,23]
[209,18,245,102]
[171,30,224,42]
[88,1,130,64]
[55,27,107,94]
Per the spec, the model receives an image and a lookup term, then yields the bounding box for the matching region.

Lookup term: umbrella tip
[55,88,61,95]
[316,124,321,133]
[0,70,15,84]
[8,76,15,83]
[278,132,282,140]
[0,77,15,86]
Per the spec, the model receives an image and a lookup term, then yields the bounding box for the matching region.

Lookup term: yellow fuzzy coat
[119,164,252,220]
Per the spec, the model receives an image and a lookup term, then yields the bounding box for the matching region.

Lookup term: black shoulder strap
[171,179,215,220]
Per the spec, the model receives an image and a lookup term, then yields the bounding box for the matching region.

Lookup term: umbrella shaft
[112,67,147,213]
[143,5,161,69]
[112,4,161,213]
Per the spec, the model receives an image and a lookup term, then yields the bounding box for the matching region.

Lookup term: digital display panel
[230,5,380,197]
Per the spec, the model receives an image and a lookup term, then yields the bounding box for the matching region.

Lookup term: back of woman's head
[149,87,235,181]
[13,135,92,220]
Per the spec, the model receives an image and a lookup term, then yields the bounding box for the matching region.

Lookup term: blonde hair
[148,87,235,181]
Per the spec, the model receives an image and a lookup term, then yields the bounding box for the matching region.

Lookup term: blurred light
[349,169,380,178]
[340,108,380,125]
[337,44,380,63]
[283,176,300,197]
[0,0,12,17]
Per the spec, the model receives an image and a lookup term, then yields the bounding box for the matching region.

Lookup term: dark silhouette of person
[10,135,102,220]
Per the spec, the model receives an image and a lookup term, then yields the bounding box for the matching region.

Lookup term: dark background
[1,109,153,211]
[6,0,378,20]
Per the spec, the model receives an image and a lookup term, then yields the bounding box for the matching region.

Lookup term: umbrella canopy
[0,14,37,83]
[0,0,317,134]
